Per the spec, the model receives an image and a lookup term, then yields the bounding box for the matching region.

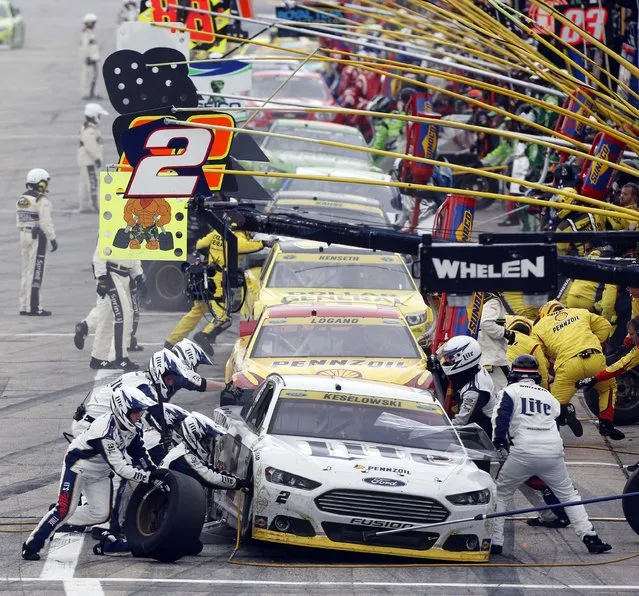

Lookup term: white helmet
[146,402,190,437]
[172,338,213,371]
[437,336,482,376]
[85,103,109,120]
[83,13,98,24]
[148,349,191,402]
[182,412,226,461]
[111,385,155,433]
[26,168,50,188]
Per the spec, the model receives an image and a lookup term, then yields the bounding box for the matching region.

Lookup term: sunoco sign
[420,243,557,293]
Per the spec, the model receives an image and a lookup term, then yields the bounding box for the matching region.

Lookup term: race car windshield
[251,322,421,359]
[252,76,329,101]
[263,128,370,162]
[267,262,414,290]
[286,178,393,204]
[270,205,388,227]
[269,398,463,454]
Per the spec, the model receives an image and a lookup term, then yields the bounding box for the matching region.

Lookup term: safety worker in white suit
[478,293,514,392]
[490,354,612,556]
[80,13,102,100]
[16,169,58,316]
[90,242,143,371]
[77,103,108,213]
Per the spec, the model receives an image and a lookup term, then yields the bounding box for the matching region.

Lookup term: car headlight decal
[265,466,321,490]
[405,312,426,326]
[446,489,491,506]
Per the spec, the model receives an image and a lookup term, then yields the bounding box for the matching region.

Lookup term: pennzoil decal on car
[354,465,411,475]
[270,360,409,368]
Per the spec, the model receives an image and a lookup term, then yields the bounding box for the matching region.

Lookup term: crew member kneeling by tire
[160,412,250,556]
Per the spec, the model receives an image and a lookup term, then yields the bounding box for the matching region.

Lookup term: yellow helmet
[555,188,577,219]
[506,315,533,335]
[536,300,565,322]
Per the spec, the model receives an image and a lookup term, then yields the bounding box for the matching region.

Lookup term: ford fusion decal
[363,477,406,487]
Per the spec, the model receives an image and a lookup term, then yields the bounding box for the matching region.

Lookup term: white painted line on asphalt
[63,579,105,596]
[566,461,620,467]
[9,578,639,590]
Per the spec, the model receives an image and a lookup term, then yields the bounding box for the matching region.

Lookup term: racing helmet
[146,402,190,436]
[84,103,109,121]
[506,315,533,336]
[536,300,565,322]
[437,336,482,376]
[111,386,155,433]
[148,349,192,402]
[366,94,393,116]
[26,168,50,190]
[554,187,578,219]
[172,338,213,371]
[507,354,542,385]
[182,412,226,461]
[468,88,483,101]
[553,164,577,190]
[83,13,98,25]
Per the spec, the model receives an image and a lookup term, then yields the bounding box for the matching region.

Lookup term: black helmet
[366,94,393,115]
[508,354,542,385]
[553,164,577,189]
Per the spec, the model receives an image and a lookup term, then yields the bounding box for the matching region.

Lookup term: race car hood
[258,288,421,310]
[260,435,488,489]
[237,357,429,388]
[266,151,378,174]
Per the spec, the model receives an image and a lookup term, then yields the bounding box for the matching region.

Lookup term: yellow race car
[242,240,430,338]
[221,303,431,406]
[0,1,24,48]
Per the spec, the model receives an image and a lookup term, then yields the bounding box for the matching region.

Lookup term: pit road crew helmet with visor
[554,164,578,190]
[367,94,393,119]
[26,168,50,191]
[507,315,534,335]
[148,348,192,402]
[83,13,98,26]
[182,412,226,461]
[111,386,156,434]
[172,338,213,372]
[438,335,482,376]
[146,401,190,433]
[536,299,565,322]
[84,103,109,122]
[507,354,542,385]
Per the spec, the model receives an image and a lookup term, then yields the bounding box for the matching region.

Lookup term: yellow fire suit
[166,230,264,345]
[501,291,541,320]
[594,347,639,383]
[506,331,550,389]
[532,308,615,421]
[555,212,602,256]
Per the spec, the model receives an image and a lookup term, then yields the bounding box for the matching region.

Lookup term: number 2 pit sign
[530,2,608,46]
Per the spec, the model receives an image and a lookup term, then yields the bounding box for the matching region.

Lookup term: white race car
[213,374,497,561]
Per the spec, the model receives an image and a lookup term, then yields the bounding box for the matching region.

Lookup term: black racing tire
[622,468,639,535]
[453,173,498,210]
[125,471,206,562]
[584,373,639,426]
[143,261,188,311]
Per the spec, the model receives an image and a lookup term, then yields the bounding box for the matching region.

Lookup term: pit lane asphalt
[1,2,638,594]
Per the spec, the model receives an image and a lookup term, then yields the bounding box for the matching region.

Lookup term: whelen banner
[420,244,558,294]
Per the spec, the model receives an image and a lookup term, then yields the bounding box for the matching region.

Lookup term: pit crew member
[478,292,513,392]
[505,316,550,389]
[21,387,164,561]
[490,355,612,555]
[80,13,101,100]
[77,102,108,213]
[532,301,625,440]
[16,168,57,316]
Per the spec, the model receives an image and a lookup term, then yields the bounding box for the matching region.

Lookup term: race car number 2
[123,114,234,199]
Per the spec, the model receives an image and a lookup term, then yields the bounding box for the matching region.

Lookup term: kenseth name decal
[432,256,545,279]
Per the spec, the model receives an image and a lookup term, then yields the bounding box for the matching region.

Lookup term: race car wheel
[584,372,639,426]
[622,468,639,536]
[11,26,25,49]
[144,261,188,311]
[453,173,498,210]
[125,471,206,562]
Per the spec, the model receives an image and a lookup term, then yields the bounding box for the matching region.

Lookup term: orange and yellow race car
[221,303,431,405]
[242,240,431,338]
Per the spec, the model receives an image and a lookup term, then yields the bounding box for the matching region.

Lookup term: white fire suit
[77,121,104,212]
[478,294,510,392]
[161,442,240,489]
[91,245,143,364]
[118,3,139,23]
[24,413,153,554]
[452,367,496,432]
[491,379,598,548]
[80,28,100,99]
[16,189,56,314]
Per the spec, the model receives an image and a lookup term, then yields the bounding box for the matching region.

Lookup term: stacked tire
[125,471,206,562]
